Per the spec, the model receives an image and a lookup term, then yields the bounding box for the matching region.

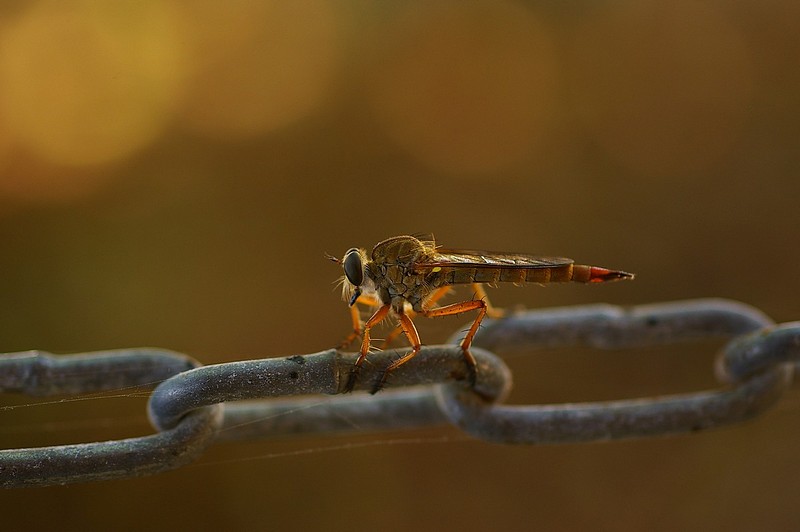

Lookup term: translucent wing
[414,248,573,271]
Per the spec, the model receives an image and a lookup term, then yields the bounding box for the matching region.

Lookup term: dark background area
[1,2,799,530]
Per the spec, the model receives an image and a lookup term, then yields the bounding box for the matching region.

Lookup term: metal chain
[1,298,798,488]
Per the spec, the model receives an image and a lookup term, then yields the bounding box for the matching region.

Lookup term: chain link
[1,298,798,488]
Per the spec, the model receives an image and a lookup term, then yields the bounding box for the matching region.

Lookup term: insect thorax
[366,260,429,312]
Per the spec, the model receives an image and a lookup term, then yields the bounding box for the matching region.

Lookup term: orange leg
[421,299,488,386]
[373,312,422,393]
[381,317,410,349]
[471,283,505,319]
[338,294,382,349]
[344,304,390,392]
[380,286,452,348]
[425,286,454,309]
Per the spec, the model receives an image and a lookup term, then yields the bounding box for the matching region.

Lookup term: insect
[329,235,634,393]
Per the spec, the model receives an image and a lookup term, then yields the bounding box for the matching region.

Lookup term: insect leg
[373,311,421,394]
[424,286,454,309]
[421,299,488,386]
[471,283,505,319]
[381,320,411,350]
[380,286,451,348]
[345,304,390,392]
[338,294,382,349]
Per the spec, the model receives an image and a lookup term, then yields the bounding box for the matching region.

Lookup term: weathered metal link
[2,407,221,488]
[0,349,222,488]
[2,298,799,488]
[718,322,800,382]
[466,298,773,350]
[218,389,446,441]
[0,348,198,396]
[436,368,790,444]
[149,346,511,436]
[437,299,793,443]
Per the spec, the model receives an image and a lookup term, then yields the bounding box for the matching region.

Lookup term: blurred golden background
[1,1,799,530]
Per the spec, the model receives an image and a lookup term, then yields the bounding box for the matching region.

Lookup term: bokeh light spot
[174,0,342,140]
[0,1,183,172]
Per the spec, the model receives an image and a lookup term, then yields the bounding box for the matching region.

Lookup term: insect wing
[414,248,573,270]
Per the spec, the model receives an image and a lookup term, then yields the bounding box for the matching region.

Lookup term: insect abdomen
[524,265,573,283]
[434,264,632,286]
[437,265,574,285]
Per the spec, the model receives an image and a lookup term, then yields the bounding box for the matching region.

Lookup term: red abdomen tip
[589,267,635,283]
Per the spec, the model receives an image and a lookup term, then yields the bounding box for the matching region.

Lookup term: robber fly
[329,235,634,393]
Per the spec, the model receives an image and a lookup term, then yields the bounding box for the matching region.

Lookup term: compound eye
[343,249,363,286]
